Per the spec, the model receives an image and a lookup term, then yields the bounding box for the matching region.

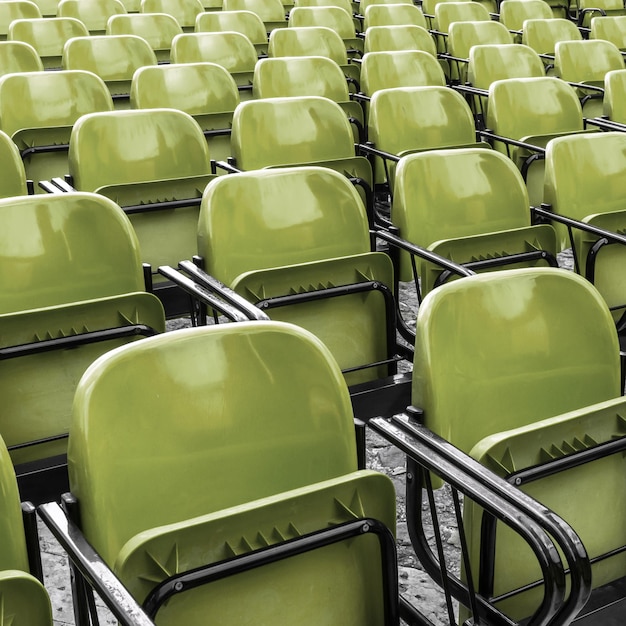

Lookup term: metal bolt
[174,582,184,592]
[362,522,370,533]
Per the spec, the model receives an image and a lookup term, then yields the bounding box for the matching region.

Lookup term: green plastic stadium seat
[603,67,626,121]
[140,0,204,30]
[0,70,113,193]
[421,0,470,28]
[195,9,268,54]
[434,0,490,37]
[363,2,427,29]
[131,62,238,164]
[0,0,41,40]
[59,321,399,625]
[0,40,43,76]
[363,24,437,55]
[577,0,626,27]
[223,0,288,31]
[521,17,582,73]
[62,34,157,109]
[0,129,29,197]
[8,16,88,69]
[0,192,165,502]
[360,0,411,14]
[391,148,557,292]
[591,15,626,50]
[296,0,354,12]
[499,0,552,34]
[107,12,183,62]
[57,0,126,34]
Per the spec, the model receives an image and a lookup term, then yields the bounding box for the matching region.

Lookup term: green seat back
[363,3,427,29]
[591,15,626,50]
[468,43,545,89]
[289,5,356,38]
[499,0,552,31]
[447,20,513,60]
[434,0,490,33]
[0,70,113,190]
[8,16,89,68]
[604,67,626,121]
[295,0,354,14]
[70,321,361,564]
[57,0,126,34]
[360,0,411,13]
[521,17,582,55]
[579,0,625,26]
[29,0,56,16]
[0,0,41,39]
[106,12,183,62]
[361,49,446,95]
[421,0,469,17]
[364,24,437,54]
[195,9,268,47]
[555,38,624,82]
[268,25,348,63]
[222,0,287,27]
[0,40,43,76]
[141,0,205,29]
[0,130,28,198]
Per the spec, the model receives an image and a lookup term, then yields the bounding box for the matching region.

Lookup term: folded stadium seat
[62,34,157,109]
[223,0,288,32]
[195,9,269,55]
[389,148,557,296]
[521,17,583,74]
[432,0,491,53]
[140,0,204,31]
[131,62,238,165]
[8,16,88,69]
[465,43,545,126]
[37,320,420,626]
[0,192,165,503]
[267,25,360,89]
[483,76,588,206]
[370,267,625,625]
[362,2,427,29]
[590,14,626,51]
[288,6,363,57]
[171,31,257,99]
[445,19,512,84]
[0,129,30,196]
[57,0,126,35]
[0,0,41,41]
[553,39,624,117]
[576,0,626,27]
[50,108,215,318]
[0,40,43,76]
[106,12,183,62]
[361,85,488,196]
[498,0,552,41]
[0,70,113,193]
[252,55,364,140]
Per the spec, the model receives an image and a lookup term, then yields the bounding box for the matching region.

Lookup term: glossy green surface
[591,15,626,50]
[0,0,41,39]
[579,0,625,26]
[467,397,626,619]
[468,43,545,89]
[57,0,126,34]
[195,9,267,45]
[434,0,490,33]
[361,0,412,12]
[0,571,52,625]
[8,17,88,68]
[364,24,436,54]
[0,130,28,198]
[421,0,470,18]
[223,0,287,23]
[296,0,354,14]
[253,55,349,100]
[289,5,355,38]
[268,25,349,63]
[413,268,620,456]
[0,40,42,76]
[363,3,427,29]
[70,321,359,563]
[361,50,445,95]
[499,0,551,31]
[141,0,205,28]
[555,39,623,83]
[604,68,626,121]
[447,20,513,60]
[107,13,183,61]
[521,17,582,55]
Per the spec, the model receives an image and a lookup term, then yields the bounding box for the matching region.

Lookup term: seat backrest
[447,19,513,59]
[591,15,626,50]
[68,108,211,191]
[468,43,545,89]
[363,2,427,28]
[0,0,41,39]
[554,39,623,83]
[57,0,126,33]
[0,129,28,198]
[70,320,359,564]
[253,55,349,99]
[268,25,348,63]
[434,0,490,32]
[360,0,412,13]
[364,24,437,54]
[422,0,470,17]
[8,16,89,68]
[289,5,356,38]
[295,0,353,14]
[0,40,43,76]
[361,49,446,95]
[171,30,258,71]
[195,9,267,45]
[141,0,205,29]
[231,95,355,169]
[499,0,552,31]
[106,12,183,61]
[222,0,287,22]
[522,17,582,55]
[412,266,620,454]
[604,67,626,121]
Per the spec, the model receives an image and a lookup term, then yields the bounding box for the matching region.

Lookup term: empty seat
[363,2,427,29]
[223,0,288,31]
[360,0,412,14]
[57,0,127,34]
[577,0,626,27]
[195,9,268,54]
[0,40,43,76]
[107,12,183,62]
[141,0,204,30]
[62,34,158,109]
[0,70,113,192]
[0,129,29,197]
[433,0,490,40]
[603,67,626,121]
[591,14,626,50]
[363,24,437,55]
[0,0,41,41]
[8,16,89,69]
[498,0,552,37]
[521,17,582,72]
